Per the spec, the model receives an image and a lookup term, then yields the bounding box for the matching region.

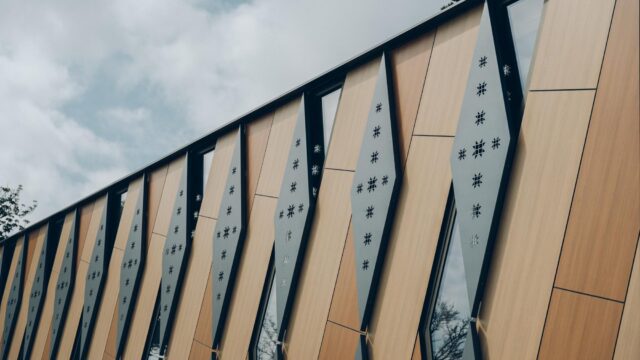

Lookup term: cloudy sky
[0,0,448,224]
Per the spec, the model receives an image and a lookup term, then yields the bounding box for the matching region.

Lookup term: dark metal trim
[0,234,27,359]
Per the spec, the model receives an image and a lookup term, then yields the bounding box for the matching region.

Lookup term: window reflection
[256,272,278,360]
[321,88,342,154]
[508,0,544,90]
[429,214,471,360]
[202,150,214,191]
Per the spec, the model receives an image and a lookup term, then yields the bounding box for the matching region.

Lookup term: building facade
[0,0,638,359]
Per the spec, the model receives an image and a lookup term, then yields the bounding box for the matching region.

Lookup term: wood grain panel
[190,339,213,360]
[555,0,640,301]
[255,98,300,197]
[78,202,95,264]
[86,248,124,359]
[413,5,482,136]
[166,216,217,358]
[614,236,640,359]
[147,165,169,237]
[80,196,107,263]
[152,156,187,236]
[412,334,421,360]
[286,169,354,359]
[368,137,452,360]
[246,113,274,212]
[219,195,277,358]
[478,91,594,359]
[539,289,622,359]
[8,226,47,358]
[0,240,23,350]
[122,233,167,359]
[104,304,118,357]
[327,223,359,330]
[529,0,615,90]
[113,177,143,251]
[194,269,213,346]
[391,31,435,161]
[325,58,380,171]
[318,322,360,360]
[31,211,76,360]
[199,131,236,220]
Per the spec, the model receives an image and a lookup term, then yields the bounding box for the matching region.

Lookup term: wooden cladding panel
[328,223,359,330]
[193,269,213,346]
[219,195,277,359]
[147,165,169,237]
[166,216,217,358]
[31,212,76,360]
[199,131,237,220]
[539,289,622,360]
[245,113,274,211]
[478,91,594,359]
[122,233,166,359]
[77,202,95,265]
[80,196,107,263]
[104,304,118,357]
[529,0,615,90]
[390,31,435,162]
[318,322,360,360]
[190,339,213,360]
[0,240,23,349]
[255,98,300,198]
[412,334,421,360]
[325,58,380,171]
[555,0,640,301]
[113,177,143,251]
[286,169,354,359]
[614,236,640,359]
[86,248,124,359]
[8,226,47,358]
[368,137,452,360]
[152,157,187,236]
[413,5,482,136]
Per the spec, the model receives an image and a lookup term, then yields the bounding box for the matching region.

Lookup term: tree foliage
[430,301,470,360]
[0,185,37,241]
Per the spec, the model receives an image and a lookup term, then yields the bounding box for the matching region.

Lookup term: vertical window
[202,149,214,193]
[251,255,277,360]
[507,0,544,90]
[320,87,342,154]
[119,190,128,221]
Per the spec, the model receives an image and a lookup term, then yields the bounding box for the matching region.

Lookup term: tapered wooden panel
[529,0,615,90]
[478,91,594,359]
[152,157,187,236]
[246,113,274,212]
[113,177,143,251]
[256,99,300,198]
[166,216,217,358]
[190,339,213,360]
[368,136,452,360]
[539,289,622,359]
[8,226,47,359]
[412,334,421,360]
[615,236,640,359]
[328,223,359,330]
[79,197,107,264]
[325,59,380,171]
[391,32,435,161]
[104,305,117,357]
[147,165,169,236]
[122,233,166,359]
[31,212,76,360]
[555,0,640,301]
[219,195,277,358]
[194,269,213,346]
[0,240,24,357]
[199,131,237,220]
[318,322,360,360]
[286,169,354,359]
[77,202,95,264]
[413,5,482,136]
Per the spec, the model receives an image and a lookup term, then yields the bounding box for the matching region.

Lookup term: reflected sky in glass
[508,0,544,90]
[203,150,215,191]
[430,216,470,360]
[256,276,278,360]
[321,88,342,155]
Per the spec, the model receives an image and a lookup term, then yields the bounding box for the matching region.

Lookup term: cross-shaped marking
[364,233,372,246]
[290,181,297,192]
[375,103,382,112]
[476,82,487,96]
[373,125,381,138]
[492,137,501,150]
[366,206,374,219]
[479,56,487,68]
[292,158,299,170]
[472,173,483,188]
[472,140,485,158]
[367,176,377,192]
[287,205,295,218]
[472,203,482,218]
[362,260,370,270]
[218,271,224,281]
[475,110,485,125]
[370,151,379,164]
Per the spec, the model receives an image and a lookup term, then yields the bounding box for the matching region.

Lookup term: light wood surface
[113,177,143,251]
[325,58,380,171]
[318,322,360,360]
[286,169,354,359]
[0,240,24,354]
[614,236,640,359]
[555,0,640,301]
[413,5,482,136]
[529,0,615,90]
[539,289,622,359]
[8,226,46,358]
[152,157,187,236]
[199,131,237,220]
[166,216,217,358]
[412,334,421,360]
[478,91,594,360]
[189,339,213,360]
[246,113,274,212]
[122,233,167,359]
[147,165,169,237]
[368,136,453,360]
[31,211,76,360]
[78,202,95,264]
[80,196,107,263]
[391,32,435,162]
[255,98,300,198]
[104,304,118,357]
[194,269,213,346]
[328,223,359,331]
[219,195,277,359]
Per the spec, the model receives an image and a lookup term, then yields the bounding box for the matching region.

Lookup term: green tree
[0,185,37,241]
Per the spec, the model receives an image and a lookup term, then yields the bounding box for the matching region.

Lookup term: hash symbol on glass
[364,233,372,246]
[367,177,377,192]
[366,206,374,219]
[472,173,483,188]
[373,126,381,138]
[362,260,370,270]
[475,110,485,126]
[472,203,482,218]
[472,140,485,158]
[479,56,487,68]
[375,103,382,112]
[458,148,467,160]
[476,82,487,96]
[370,151,379,164]
[492,137,501,150]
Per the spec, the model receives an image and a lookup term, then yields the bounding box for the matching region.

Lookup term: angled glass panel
[507,0,544,91]
[253,266,278,360]
[321,88,342,154]
[203,149,215,192]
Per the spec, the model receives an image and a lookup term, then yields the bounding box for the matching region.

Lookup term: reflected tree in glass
[256,274,278,359]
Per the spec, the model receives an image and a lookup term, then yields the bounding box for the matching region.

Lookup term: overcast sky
[0,0,449,224]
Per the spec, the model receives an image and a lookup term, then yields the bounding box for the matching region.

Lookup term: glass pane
[202,149,215,191]
[508,0,544,90]
[256,275,278,360]
[321,88,342,154]
[429,216,471,360]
